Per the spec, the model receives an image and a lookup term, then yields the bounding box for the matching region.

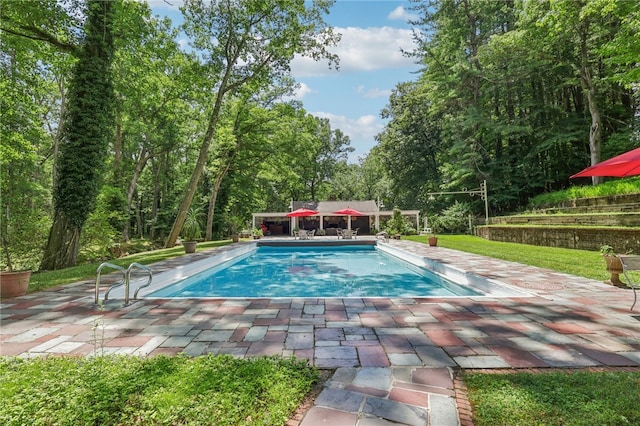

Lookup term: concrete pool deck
[2,238,640,425]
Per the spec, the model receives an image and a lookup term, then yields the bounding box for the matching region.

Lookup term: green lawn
[463,370,640,426]
[405,234,610,282]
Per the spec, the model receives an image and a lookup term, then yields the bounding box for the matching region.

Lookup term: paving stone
[299,407,357,426]
[194,330,234,342]
[453,355,510,368]
[315,346,357,359]
[304,304,325,315]
[387,353,422,366]
[314,388,365,412]
[352,368,392,390]
[429,394,459,426]
[244,326,268,341]
[362,396,427,426]
[286,332,314,350]
[414,345,457,367]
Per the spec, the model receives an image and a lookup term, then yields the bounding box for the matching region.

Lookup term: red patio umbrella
[570,147,640,178]
[332,207,364,216]
[332,207,364,231]
[286,208,318,217]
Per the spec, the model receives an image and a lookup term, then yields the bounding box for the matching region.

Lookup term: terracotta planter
[232,235,239,243]
[0,270,31,298]
[183,241,197,253]
[603,255,625,287]
[428,236,438,247]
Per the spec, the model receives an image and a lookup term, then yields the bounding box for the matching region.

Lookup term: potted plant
[181,208,202,253]
[1,188,38,298]
[600,244,625,287]
[428,219,438,247]
[253,228,263,239]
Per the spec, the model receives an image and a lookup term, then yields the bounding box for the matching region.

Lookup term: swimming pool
[145,243,524,299]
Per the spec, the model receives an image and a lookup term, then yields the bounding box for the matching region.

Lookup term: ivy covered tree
[40,0,119,270]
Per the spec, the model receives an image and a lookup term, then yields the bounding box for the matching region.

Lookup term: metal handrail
[127,262,153,304]
[96,262,126,304]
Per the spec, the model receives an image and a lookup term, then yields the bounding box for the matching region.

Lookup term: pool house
[252,200,420,236]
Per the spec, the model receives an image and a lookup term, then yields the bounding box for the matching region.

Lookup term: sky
[148,0,422,162]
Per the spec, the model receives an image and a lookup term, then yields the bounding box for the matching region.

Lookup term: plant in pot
[226,216,244,243]
[427,219,438,247]
[599,244,625,287]
[181,208,202,254]
[253,228,263,239]
[0,168,44,298]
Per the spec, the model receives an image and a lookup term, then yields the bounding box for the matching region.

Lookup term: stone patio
[2,239,639,425]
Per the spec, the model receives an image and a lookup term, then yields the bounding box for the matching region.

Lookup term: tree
[40,0,119,270]
[163,0,340,247]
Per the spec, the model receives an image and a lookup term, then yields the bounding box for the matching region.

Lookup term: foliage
[434,201,472,234]
[0,354,319,426]
[464,370,640,425]
[384,207,414,235]
[181,207,203,241]
[528,177,640,209]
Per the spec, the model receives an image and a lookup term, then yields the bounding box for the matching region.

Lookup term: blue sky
[148,0,421,162]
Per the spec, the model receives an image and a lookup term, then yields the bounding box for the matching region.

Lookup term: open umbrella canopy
[332,207,364,216]
[286,208,318,217]
[570,147,640,178]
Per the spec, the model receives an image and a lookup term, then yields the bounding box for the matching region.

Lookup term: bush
[435,201,472,234]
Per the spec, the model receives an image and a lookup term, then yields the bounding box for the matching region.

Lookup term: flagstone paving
[2,239,640,425]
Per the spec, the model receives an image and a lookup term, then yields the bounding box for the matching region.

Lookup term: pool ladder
[95,262,152,305]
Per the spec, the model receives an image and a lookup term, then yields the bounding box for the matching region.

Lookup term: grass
[463,370,640,425]
[0,354,318,426]
[29,240,232,292]
[528,176,640,208]
[405,234,610,282]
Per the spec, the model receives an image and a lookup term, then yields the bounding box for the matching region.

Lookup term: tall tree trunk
[205,163,232,241]
[164,64,234,248]
[578,15,602,185]
[40,210,81,270]
[122,145,150,241]
[40,0,116,270]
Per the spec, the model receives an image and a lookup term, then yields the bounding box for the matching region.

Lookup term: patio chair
[352,228,359,238]
[336,228,343,239]
[617,255,640,311]
[376,231,389,242]
[299,230,309,240]
[308,229,315,239]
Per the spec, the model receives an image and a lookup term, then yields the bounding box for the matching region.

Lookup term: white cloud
[294,82,315,99]
[311,112,384,160]
[388,6,419,22]
[291,26,417,77]
[356,85,391,99]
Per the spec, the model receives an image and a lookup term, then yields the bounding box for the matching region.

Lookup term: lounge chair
[618,255,640,311]
[376,231,389,242]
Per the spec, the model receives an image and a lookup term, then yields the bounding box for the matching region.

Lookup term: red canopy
[570,147,640,178]
[332,207,364,216]
[286,208,318,217]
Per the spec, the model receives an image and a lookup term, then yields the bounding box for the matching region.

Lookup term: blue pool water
[148,245,483,298]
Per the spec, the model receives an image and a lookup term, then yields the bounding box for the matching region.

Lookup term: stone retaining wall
[474,226,640,253]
